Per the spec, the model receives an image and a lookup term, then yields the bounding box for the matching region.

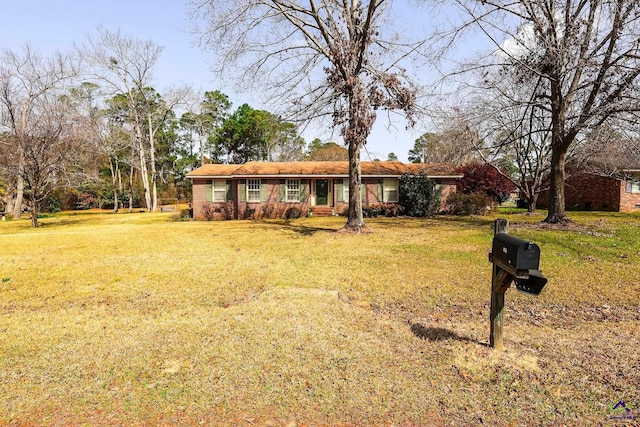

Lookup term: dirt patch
[510,218,616,236]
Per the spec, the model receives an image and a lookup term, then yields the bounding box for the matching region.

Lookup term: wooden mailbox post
[489,218,547,349]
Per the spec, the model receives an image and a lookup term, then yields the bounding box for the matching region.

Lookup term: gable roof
[187,161,461,179]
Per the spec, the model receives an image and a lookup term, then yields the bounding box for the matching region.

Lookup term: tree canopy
[190,0,422,231]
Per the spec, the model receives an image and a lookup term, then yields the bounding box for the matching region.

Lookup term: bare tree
[461,71,553,212]
[190,0,422,231]
[410,109,484,165]
[0,46,79,226]
[437,0,640,223]
[78,29,189,212]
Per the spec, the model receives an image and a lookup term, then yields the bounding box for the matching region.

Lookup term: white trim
[247,179,261,202]
[286,179,301,202]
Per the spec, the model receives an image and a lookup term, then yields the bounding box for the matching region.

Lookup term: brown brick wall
[620,180,640,212]
[438,179,457,212]
[237,179,311,219]
[566,174,620,211]
[192,177,460,219]
[537,174,636,211]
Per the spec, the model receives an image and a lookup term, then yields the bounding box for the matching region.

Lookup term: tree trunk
[30,197,39,228]
[138,138,152,211]
[148,116,159,212]
[109,158,119,213]
[345,141,365,231]
[544,147,568,223]
[528,193,538,213]
[13,158,24,219]
[5,188,15,216]
[128,154,134,213]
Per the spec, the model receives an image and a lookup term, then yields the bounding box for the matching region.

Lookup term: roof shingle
[186,161,461,178]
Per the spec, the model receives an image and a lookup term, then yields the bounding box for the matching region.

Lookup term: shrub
[285,206,302,219]
[363,205,383,218]
[171,208,193,221]
[398,173,440,217]
[75,193,96,210]
[220,202,234,220]
[201,203,217,221]
[455,162,514,203]
[446,192,492,215]
[382,203,402,217]
[361,204,402,218]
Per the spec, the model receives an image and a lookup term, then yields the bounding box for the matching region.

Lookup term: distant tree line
[3,0,640,229]
[0,32,351,226]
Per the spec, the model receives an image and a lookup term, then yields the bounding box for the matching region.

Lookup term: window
[629,181,640,193]
[286,179,300,201]
[343,180,349,202]
[247,179,261,202]
[341,180,364,202]
[383,178,399,202]
[212,180,227,202]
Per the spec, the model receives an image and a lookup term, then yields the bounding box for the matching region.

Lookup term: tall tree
[443,0,640,223]
[190,0,422,232]
[0,45,79,226]
[180,90,232,165]
[264,119,305,162]
[214,104,304,163]
[305,141,349,161]
[462,72,553,212]
[79,28,188,212]
[409,117,482,165]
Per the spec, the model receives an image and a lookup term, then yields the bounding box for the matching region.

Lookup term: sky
[0,1,461,162]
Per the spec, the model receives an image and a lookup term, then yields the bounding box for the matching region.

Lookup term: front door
[316,179,329,206]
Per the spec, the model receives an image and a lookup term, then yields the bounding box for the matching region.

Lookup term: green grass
[0,210,639,425]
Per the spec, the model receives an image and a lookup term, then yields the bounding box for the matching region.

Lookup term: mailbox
[514,270,547,295]
[489,219,549,349]
[490,233,547,295]
[492,233,541,277]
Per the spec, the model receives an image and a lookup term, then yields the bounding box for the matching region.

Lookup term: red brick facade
[188,161,461,220]
[537,173,640,212]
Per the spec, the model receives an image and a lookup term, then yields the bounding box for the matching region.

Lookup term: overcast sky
[0,1,462,162]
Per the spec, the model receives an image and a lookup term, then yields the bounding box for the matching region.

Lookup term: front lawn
[0,210,638,425]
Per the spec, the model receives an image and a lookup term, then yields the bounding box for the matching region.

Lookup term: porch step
[310,206,335,217]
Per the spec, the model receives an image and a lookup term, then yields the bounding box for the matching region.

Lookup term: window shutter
[337,179,344,202]
[360,182,366,203]
[300,180,307,202]
[206,180,213,202]
[377,179,384,202]
[280,179,286,201]
[260,179,268,202]
[225,180,232,201]
[239,179,247,202]
[626,180,633,193]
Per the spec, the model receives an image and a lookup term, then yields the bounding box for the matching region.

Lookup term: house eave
[188,174,463,179]
[187,175,230,179]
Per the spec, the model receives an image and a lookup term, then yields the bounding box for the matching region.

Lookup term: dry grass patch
[0,210,639,425]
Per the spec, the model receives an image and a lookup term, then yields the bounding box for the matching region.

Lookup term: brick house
[186,161,461,220]
[537,171,640,212]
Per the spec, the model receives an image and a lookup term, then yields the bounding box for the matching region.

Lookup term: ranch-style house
[187,161,462,220]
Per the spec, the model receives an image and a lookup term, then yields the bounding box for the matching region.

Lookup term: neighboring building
[537,171,640,212]
[186,161,461,220]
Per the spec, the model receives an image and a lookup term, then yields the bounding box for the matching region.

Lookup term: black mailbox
[491,233,547,295]
[514,271,547,295]
[492,233,540,277]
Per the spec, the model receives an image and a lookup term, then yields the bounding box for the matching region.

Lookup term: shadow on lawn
[410,322,488,346]
[262,220,339,236]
